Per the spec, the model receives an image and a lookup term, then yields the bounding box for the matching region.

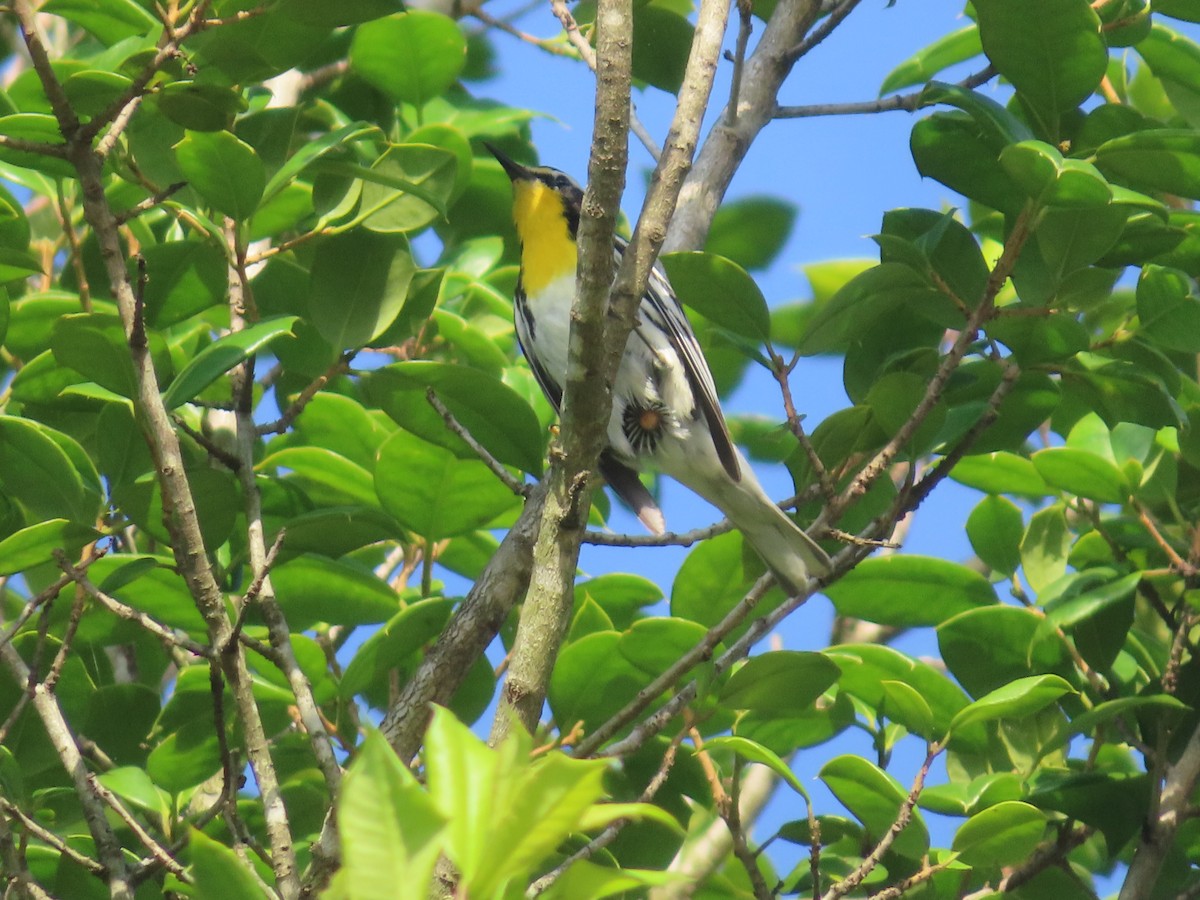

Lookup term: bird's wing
[619,237,741,482]
[514,282,564,410]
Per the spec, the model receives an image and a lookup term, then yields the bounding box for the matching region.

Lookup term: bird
[486,143,832,591]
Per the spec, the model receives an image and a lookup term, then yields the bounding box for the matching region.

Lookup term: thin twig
[114,181,188,225]
[427,389,530,497]
[257,351,356,435]
[54,551,212,658]
[774,65,996,118]
[0,797,107,876]
[821,742,942,900]
[89,774,189,881]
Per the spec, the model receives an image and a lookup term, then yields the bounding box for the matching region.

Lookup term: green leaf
[966,495,1024,576]
[270,555,399,631]
[631,3,694,94]
[719,651,840,715]
[189,828,270,899]
[705,196,796,271]
[549,631,650,732]
[261,122,379,204]
[800,263,944,355]
[1056,695,1188,750]
[374,430,519,541]
[1156,0,1200,23]
[139,240,228,327]
[154,82,248,132]
[916,82,1034,146]
[1136,264,1200,353]
[881,26,983,95]
[368,361,545,475]
[702,735,809,799]
[819,755,929,859]
[350,12,466,106]
[1094,129,1200,200]
[879,680,936,738]
[174,130,266,221]
[162,316,298,408]
[660,252,771,344]
[308,230,416,350]
[938,606,1071,699]
[335,730,445,900]
[950,451,1051,498]
[910,112,1020,214]
[425,707,612,897]
[340,598,455,698]
[952,801,1048,869]
[51,312,145,397]
[259,446,378,508]
[950,674,1075,733]
[98,767,169,821]
[0,417,101,525]
[999,140,1112,207]
[362,143,458,233]
[1030,447,1129,503]
[41,0,157,44]
[0,518,99,573]
[1020,504,1071,594]
[824,555,997,627]
[973,0,1106,138]
[618,617,708,677]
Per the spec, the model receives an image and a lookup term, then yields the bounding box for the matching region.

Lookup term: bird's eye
[555,174,572,191]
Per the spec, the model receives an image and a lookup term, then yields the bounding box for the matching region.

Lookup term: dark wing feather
[514,282,563,410]
[618,236,741,482]
[599,450,665,534]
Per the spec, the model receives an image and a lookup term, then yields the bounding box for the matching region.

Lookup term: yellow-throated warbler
[488,144,832,590]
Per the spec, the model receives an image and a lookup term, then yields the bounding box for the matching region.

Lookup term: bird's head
[486,142,584,292]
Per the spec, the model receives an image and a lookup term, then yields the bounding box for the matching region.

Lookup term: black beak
[484,141,531,181]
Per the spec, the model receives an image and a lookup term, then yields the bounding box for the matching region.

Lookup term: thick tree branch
[487,0,636,745]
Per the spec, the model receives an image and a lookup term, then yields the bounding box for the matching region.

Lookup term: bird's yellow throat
[511,179,577,296]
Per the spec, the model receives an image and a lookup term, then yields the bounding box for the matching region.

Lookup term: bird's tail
[686,453,832,593]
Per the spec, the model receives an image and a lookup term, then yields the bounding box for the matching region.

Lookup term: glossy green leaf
[138,240,228,327]
[1136,264,1200,353]
[950,451,1051,498]
[974,0,1106,137]
[1094,129,1200,200]
[950,674,1075,733]
[1056,695,1189,750]
[0,519,101,576]
[1031,447,1129,503]
[113,467,239,550]
[800,263,944,354]
[549,631,650,733]
[259,446,378,508]
[270,555,398,631]
[916,82,1034,146]
[334,730,445,900]
[51,312,142,397]
[702,736,809,798]
[719,651,840,715]
[0,416,101,524]
[340,598,455,698]
[308,230,416,350]
[362,143,458,233]
[951,801,1048,868]
[825,555,996,627]
[146,719,223,794]
[631,3,694,94]
[966,495,1024,576]
[42,0,157,44]
[819,755,930,859]
[660,252,771,344]
[1020,504,1071,594]
[174,130,265,220]
[163,316,298,408]
[881,26,983,95]
[938,605,1070,698]
[1027,770,1149,854]
[375,430,519,541]
[189,828,270,899]
[880,680,936,738]
[369,361,544,474]
[98,767,168,821]
[1155,0,1200,22]
[999,140,1112,207]
[705,196,797,271]
[350,12,466,106]
[154,82,247,132]
[618,617,708,678]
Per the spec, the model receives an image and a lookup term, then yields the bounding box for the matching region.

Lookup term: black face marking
[622,398,669,454]
[535,168,584,239]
